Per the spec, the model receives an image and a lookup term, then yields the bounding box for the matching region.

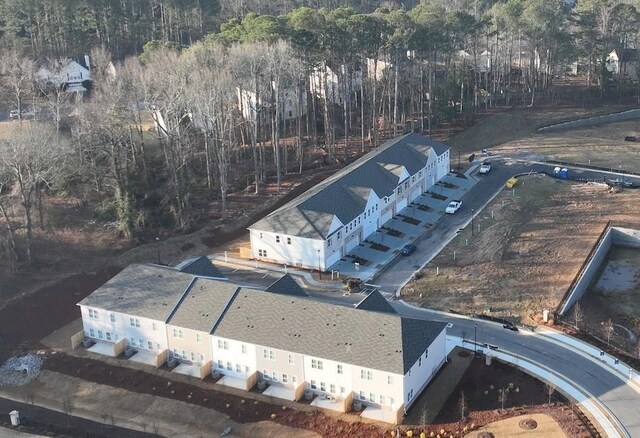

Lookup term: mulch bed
[370,243,390,252]
[417,204,432,212]
[401,217,421,225]
[386,229,403,238]
[428,192,448,201]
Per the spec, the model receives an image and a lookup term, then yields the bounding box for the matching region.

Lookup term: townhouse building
[78,262,447,423]
[248,133,450,270]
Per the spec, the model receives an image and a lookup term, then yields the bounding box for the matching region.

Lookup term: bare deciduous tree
[573,302,584,330]
[546,382,556,404]
[459,391,467,421]
[605,318,615,347]
[0,50,36,120]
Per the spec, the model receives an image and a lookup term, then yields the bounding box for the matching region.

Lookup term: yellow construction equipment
[506,177,518,188]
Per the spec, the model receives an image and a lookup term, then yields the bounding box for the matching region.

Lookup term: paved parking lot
[331,172,477,281]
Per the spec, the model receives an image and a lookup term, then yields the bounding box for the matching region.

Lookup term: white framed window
[130,337,136,347]
[172,348,180,358]
[155,342,160,350]
[380,395,387,405]
[196,333,202,343]
[97,330,103,339]
[130,317,140,327]
[340,386,345,395]
[263,349,275,360]
[425,349,429,358]
[148,341,153,349]
[217,360,224,369]
[369,393,375,402]
[419,357,422,367]
[272,371,279,382]
[106,332,112,341]
[242,344,247,354]
[287,237,291,245]
[88,309,98,319]
[258,249,267,257]
[359,391,366,401]
[152,322,157,331]
[191,352,196,361]
[245,366,250,373]
[173,328,183,339]
[200,354,205,363]
[226,362,233,371]
[360,369,373,380]
[320,382,326,392]
[310,380,317,389]
[311,359,323,370]
[337,364,343,374]
[139,339,144,348]
[110,313,115,322]
[263,370,270,380]
[218,340,229,350]
[275,235,280,243]
[387,375,393,385]
[259,232,263,238]
[337,231,341,239]
[288,354,294,365]
[330,384,336,394]
[282,373,288,383]
[327,238,332,247]
[236,364,242,373]
[292,375,297,385]
[89,328,95,337]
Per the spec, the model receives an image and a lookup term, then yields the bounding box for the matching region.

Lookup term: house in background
[36,55,91,93]
[310,65,363,105]
[606,49,638,81]
[77,263,448,424]
[248,133,450,271]
[237,84,308,123]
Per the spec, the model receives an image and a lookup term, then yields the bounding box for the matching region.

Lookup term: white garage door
[345,235,359,252]
[380,210,393,225]
[409,188,420,202]
[396,198,408,212]
[326,251,342,269]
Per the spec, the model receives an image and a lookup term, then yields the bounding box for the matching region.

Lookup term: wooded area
[1,0,640,273]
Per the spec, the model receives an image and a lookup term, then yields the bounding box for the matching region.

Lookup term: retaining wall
[538,109,640,133]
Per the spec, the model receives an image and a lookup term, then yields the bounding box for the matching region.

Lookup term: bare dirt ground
[404,176,640,322]
[468,413,569,438]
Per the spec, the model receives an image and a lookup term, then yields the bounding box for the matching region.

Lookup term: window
[288,354,294,365]
[263,370,271,380]
[397,186,402,195]
[140,339,144,348]
[359,391,366,401]
[337,364,343,374]
[156,343,160,350]
[425,349,429,358]
[218,340,229,350]
[88,309,98,319]
[275,235,280,243]
[320,382,326,392]
[418,357,422,367]
[258,249,267,257]
[152,322,157,331]
[360,369,373,380]
[311,359,323,370]
[217,360,224,369]
[404,181,409,190]
[173,328,183,339]
[337,231,341,239]
[380,395,387,405]
[97,330,103,339]
[245,366,250,373]
[236,364,242,373]
[130,318,140,328]
[89,328,95,337]
[330,384,336,394]
[387,375,394,385]
[272,371,279,381]
[369,393,375,402]
[310,380,317,390]
[242,344,247,354]
[263,349,275,360]
[282,373,288,383]
[340,386,345,395]
[259,232,263,238]
[196,333,202,343]
[173,348,180,358]
[110,313,115,322]
[106,332,112,341]
[148,341,153,350]
[227,362,233,371]
[191,352,196,361]
[327,238,332,248]
[287,237,291,245]
[130,337,136,347]
[292,375,297,385]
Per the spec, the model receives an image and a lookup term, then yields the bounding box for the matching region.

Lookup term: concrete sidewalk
[0,370,320,438]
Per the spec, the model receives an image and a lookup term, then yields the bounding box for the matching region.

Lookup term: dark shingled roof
[249,133,450,239]
[354,290,397,314]
[265,274,307,297]
[213,290,446,374]
[179,256,226,279]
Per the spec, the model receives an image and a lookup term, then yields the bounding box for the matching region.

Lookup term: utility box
[9,410,20,426]
[543,309,550,322]
[506,177,518,188]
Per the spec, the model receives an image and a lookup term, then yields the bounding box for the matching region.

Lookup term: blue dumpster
[553,167,561,178]
[560,168,568,179]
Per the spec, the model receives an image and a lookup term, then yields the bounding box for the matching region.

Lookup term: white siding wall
[402,329,447,410]
[80,305,166,351]
[250,230,324,270]
[304,357,353,397]
[210,336,258,379]
[256,345,306,386]
[351,365,404,409]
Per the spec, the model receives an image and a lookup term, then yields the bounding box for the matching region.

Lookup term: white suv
[445,200,462,214]
[479,161,492,174]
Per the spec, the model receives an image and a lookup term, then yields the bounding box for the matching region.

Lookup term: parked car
[445,200,462,214]
[401,244,417,256]
[9,108,35,120]
[503,323,518,332]
[479,161,492,174]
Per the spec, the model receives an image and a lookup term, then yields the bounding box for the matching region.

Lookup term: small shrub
[271,413,276,419]
[407,431,413,437]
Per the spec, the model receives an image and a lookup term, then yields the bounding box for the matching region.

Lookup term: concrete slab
[360,405,400,424]
[217,375,250,391]
[88,341,117,358]
[128,350,157,367]
[262,384,297,401]
[172,363,200,378]
[310,396,345,413]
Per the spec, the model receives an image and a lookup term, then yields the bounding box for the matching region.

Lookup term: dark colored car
[401,244,417,256]
[503,323,518,332]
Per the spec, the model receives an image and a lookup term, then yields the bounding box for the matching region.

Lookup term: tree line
[1,0,640,272]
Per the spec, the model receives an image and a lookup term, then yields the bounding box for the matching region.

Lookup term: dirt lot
[404,175,640,322]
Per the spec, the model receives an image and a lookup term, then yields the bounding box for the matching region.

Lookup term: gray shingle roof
[354,290,397,314]
[213,290,446,374]
[249,133,450,239]
[167,278,239,332]
[179,256,226,279]
[265,274,307,297]
[78,264,194,321]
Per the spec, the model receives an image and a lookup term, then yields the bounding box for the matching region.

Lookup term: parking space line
[261,273,270,279]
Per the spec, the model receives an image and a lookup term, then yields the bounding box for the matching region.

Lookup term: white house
[310,65,363,105]
[237,84,307,123]
[456,50,491,74]
[606,49,638,81]
[36,56,91,92]
[248,133,450,271]
[78,263,447,424]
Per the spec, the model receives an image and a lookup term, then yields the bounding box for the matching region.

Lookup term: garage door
[380,210,393,225]
[326,251,342,269]
[396,198,408,212]
[409,188,420,202]
[345,235,359,252]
